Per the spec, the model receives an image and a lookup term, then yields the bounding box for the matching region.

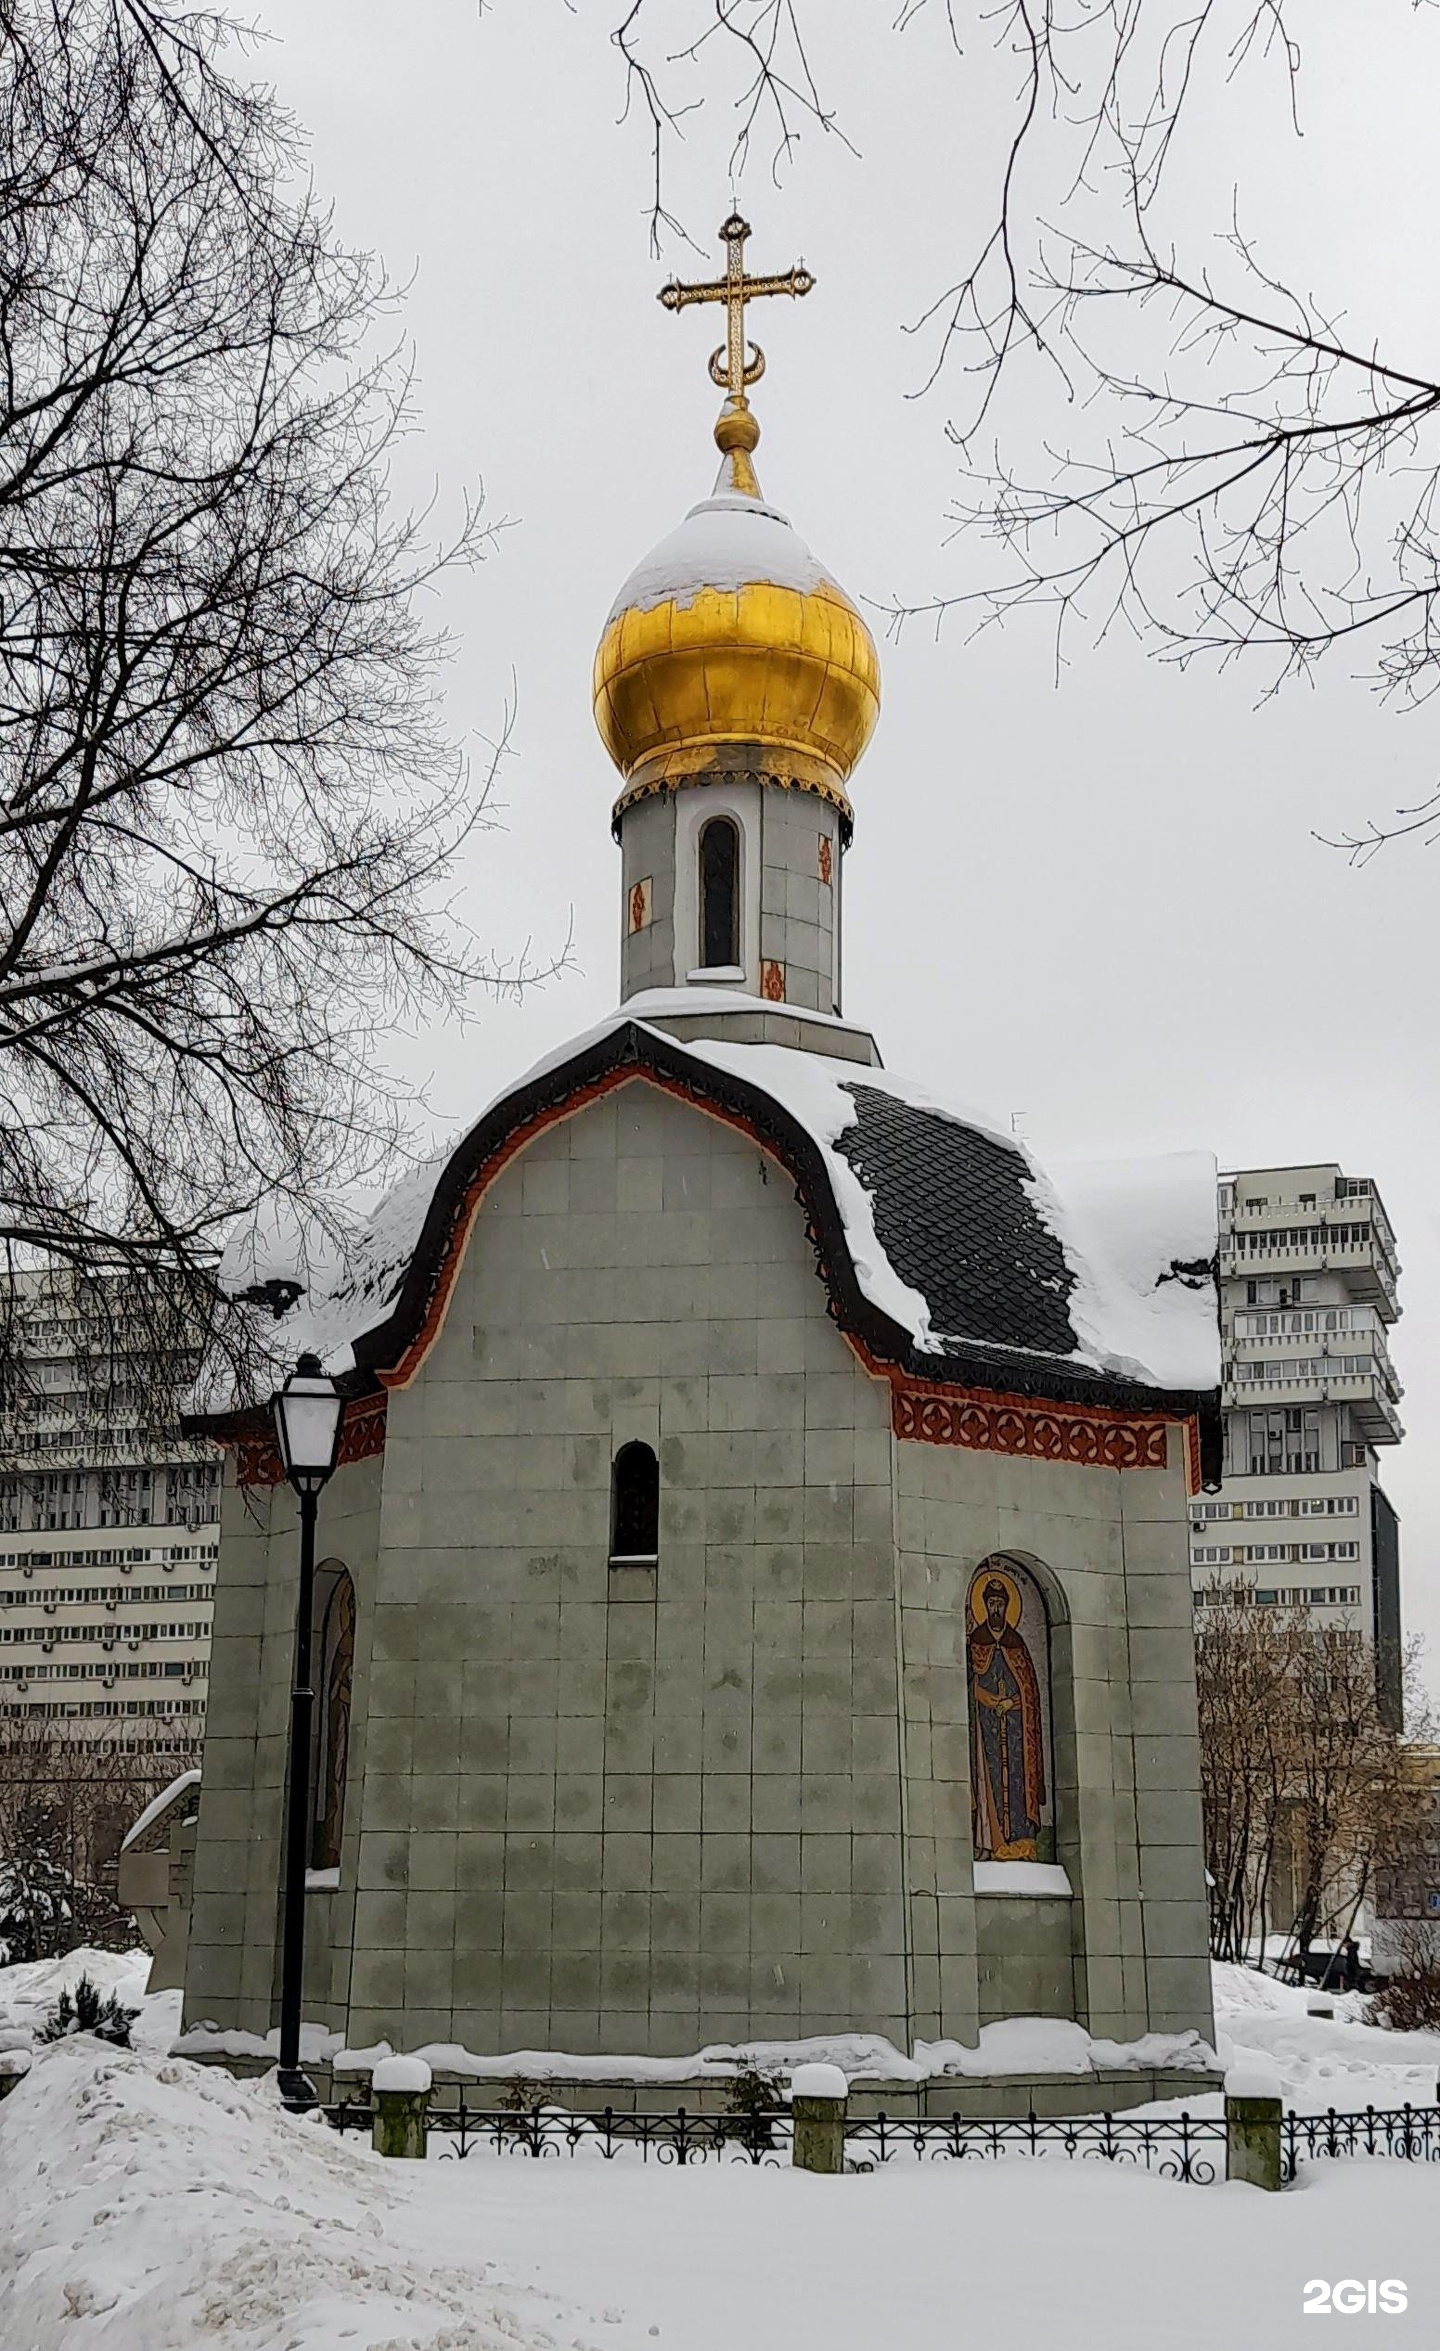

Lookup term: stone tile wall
[352,1082,904,2055]
[183,1074,1212,2066]
[758,789,840,1012]
[618,794,675,999]
[185,1452,382,2031]
[893,1430,1213,2046]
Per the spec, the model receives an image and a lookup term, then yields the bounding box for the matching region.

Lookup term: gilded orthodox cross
[659,212,814,402]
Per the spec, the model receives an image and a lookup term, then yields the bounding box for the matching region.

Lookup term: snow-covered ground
[1209,1960,1440,2114]
[0,1947,176,2058]
[2,1949,1438,2350]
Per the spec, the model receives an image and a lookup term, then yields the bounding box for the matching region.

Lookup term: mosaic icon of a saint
[315,1571,355,1872]
[968,1565,1048,1862]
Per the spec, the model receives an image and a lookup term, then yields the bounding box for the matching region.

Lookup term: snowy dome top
[604,490,836,622]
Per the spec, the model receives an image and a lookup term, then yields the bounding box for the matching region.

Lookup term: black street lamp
[272,1351,343,2110]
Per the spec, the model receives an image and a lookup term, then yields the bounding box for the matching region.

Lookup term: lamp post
[272,1351,343,2111]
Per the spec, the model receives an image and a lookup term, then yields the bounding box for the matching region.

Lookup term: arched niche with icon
[966,1554,1056,1867]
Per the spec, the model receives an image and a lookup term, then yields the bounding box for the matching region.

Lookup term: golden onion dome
[594,395,881,840]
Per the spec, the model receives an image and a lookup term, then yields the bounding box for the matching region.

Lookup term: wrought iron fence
[841,2109,1225,2179]
[329,2094,1440,2185]
[329,2098,788,2164]
[328,2098,1224,2175]
[1284,2105,1440,2181]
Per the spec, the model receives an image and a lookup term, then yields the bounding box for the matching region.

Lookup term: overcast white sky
[245,2,1440,1682]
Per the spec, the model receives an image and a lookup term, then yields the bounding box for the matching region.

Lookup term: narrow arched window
[699,816,740,970]
[610,1442,659,1562]
[311,1566,355,1871]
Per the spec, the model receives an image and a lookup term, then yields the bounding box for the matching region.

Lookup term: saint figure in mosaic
[968,1564,1047,1862]
[315,1570,355,1872]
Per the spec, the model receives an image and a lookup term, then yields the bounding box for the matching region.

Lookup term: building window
[610,1442,659,1563]
[165,1463,219,1527]
[28,1471,89,1530]
[698,817,740,970]
[1245,1406,1324,1477]
[98,1469,150,1528]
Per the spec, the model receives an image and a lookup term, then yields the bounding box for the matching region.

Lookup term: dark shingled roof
[835,1084,1080,1361]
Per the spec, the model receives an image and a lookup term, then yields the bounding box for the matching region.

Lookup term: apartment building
[1190,1163,1404,1718]
[0,1271,220,1754]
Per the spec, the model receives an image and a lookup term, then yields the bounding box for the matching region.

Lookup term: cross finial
[659,214,815,496]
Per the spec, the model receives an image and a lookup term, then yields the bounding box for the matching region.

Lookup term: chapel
[180,218,1222,2103]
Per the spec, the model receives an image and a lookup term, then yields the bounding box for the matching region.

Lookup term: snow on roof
[201,1146,454,1407]
[120,1768,201,1855]
[1045,1153,1221,1392]
[606,490,837,623]
[200,1008,1218,1412]
[675,1035,965,1351]
[678,1036,1218,1390]
[623,985,871,1033]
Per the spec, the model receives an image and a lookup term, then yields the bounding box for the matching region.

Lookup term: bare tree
[1194,1587,1298,1961]
[1195,1585,1434,1970]
[0,0,526,1385]
[609,2,848,256]
[0,1714,197,1959]
[601,5,1440,851]
[1284,1627,1434,1971]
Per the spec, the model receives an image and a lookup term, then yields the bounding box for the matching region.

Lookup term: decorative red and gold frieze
[890,1381,1172,1473]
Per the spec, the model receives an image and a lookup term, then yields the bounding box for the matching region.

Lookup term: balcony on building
[1221,1376,1402,1446]
[1220,1171,1401,1315]
[1219,1223,1399,1316]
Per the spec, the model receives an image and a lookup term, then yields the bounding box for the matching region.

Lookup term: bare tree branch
[606,0,850,251]
[0,1,564,1395]
[605,5,1440,850]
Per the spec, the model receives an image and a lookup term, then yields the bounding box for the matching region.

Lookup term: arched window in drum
[698,816,740,970]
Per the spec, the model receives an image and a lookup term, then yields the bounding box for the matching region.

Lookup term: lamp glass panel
[275,1385,343,1476]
